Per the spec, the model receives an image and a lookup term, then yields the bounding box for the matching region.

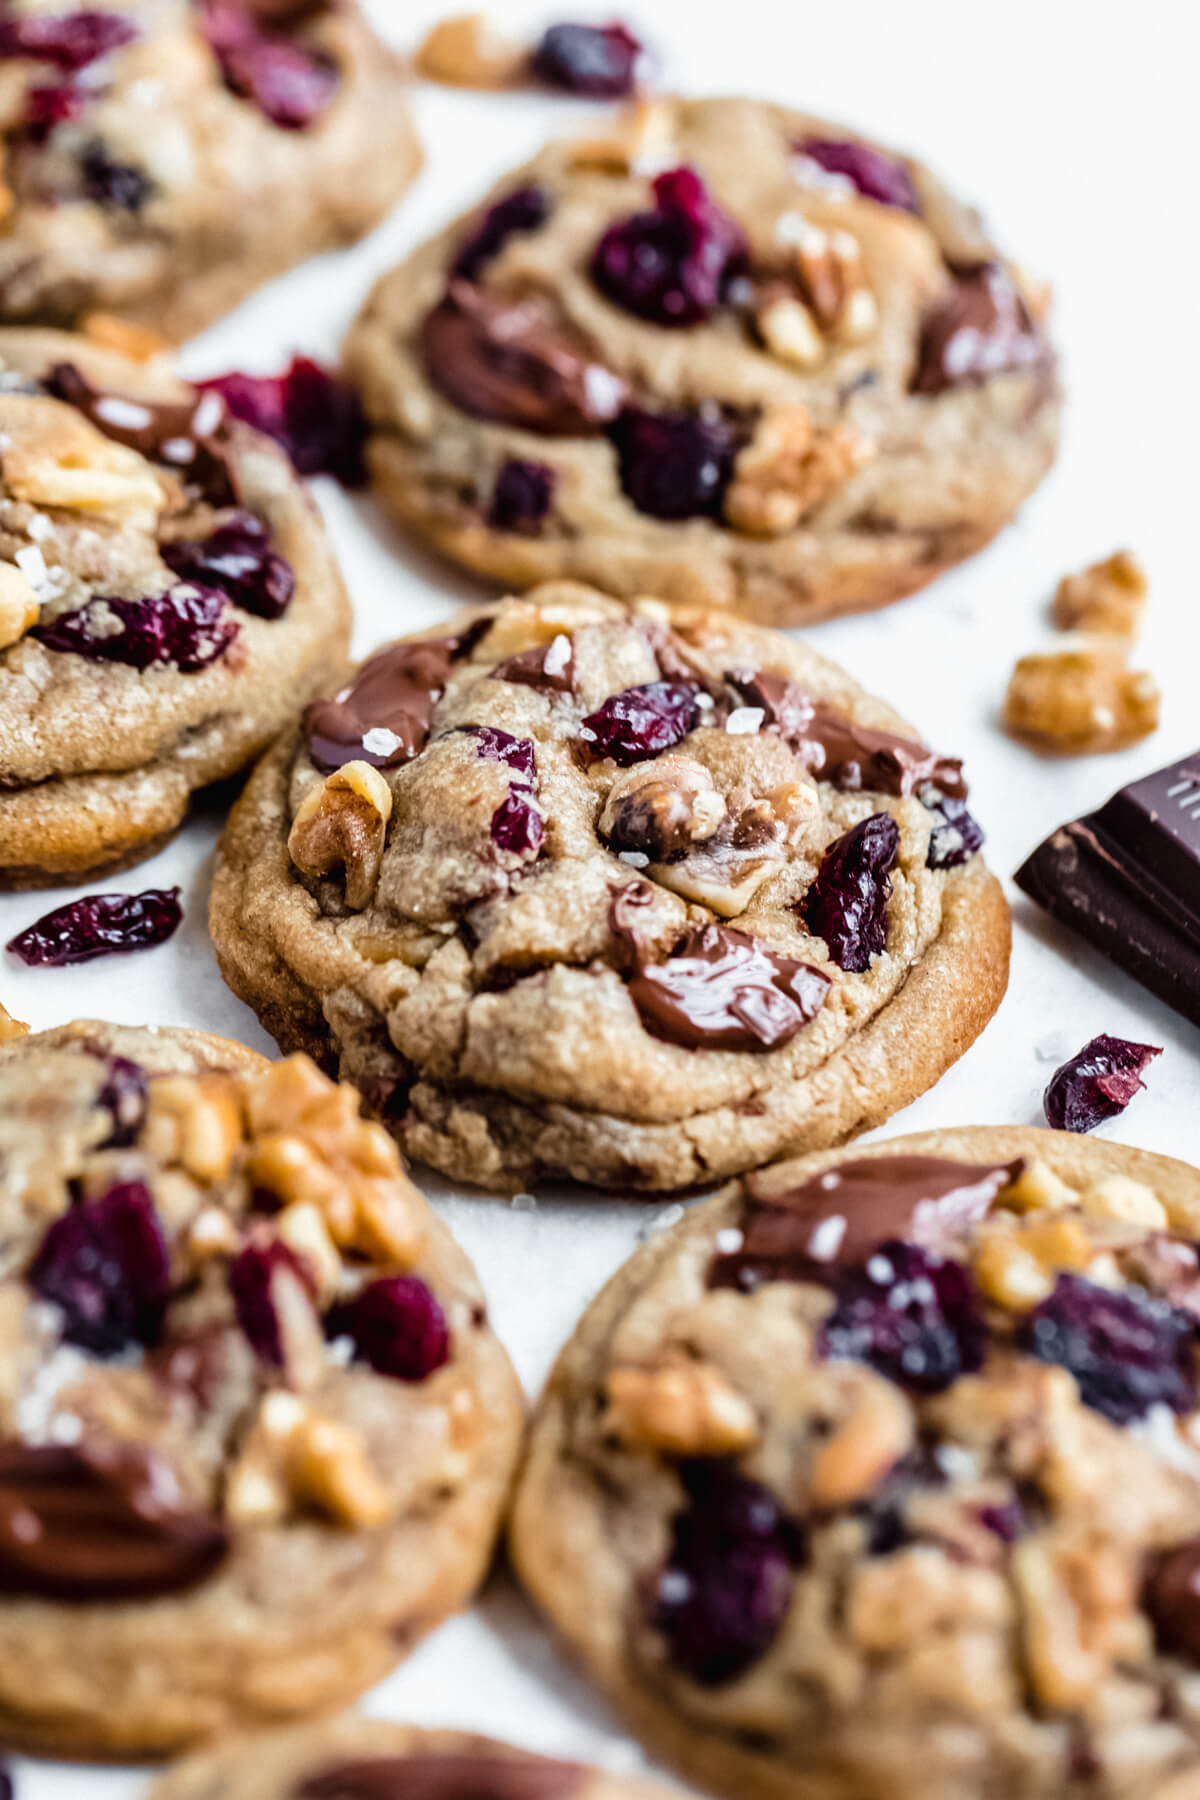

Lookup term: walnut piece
[997,1158,1077,1215]
[568,99,676,175]
[604,1355,759,1456]
[809,1376,914,1507]
[1052,551,1147,640]
[144,1073,245,1184]
[0,562,39,651]
[724,407,870,537]
[1014,1533,1147,1709]
[288,759,393,910]
[1003,640,1160,753]
[415,12,526,88]
[225,1391,393,1530]
[599,755,726,860]
[80,312,171,364]
[648,777,819,918]
[777,214,878,340]
[0,1001,28,1044]
[1078,1175,1167,1231]
[972,1214,1097,1312]
[0,394,169,529]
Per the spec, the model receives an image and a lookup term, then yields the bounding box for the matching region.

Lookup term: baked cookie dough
[344,96,1059,629]
[0,0,420,341]
[511,1128,1200,1800]
[209,582,1009,1192]
[0,1018,521,1758]
[151,1718,672,1800]
[0,326,351,886]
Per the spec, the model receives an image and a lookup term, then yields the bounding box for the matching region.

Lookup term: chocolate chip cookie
[0,327,351,887]
[0,0,419,341]
[0,1018,522,1758]
[209,582,1009,1192]
[344,96,1059,629]
[511,1128,1200,1800]
[150,1719,672,1800]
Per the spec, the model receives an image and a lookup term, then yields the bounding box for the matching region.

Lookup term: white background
[2,2,1197,1790]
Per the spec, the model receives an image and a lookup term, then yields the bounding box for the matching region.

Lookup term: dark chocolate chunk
[1146,1537,1200,1663]
[45,361,235,504]
[1014,752,1200,1028]
[303,623,486,772]
[627,922,829,1052]
[490,633,574,694]
[295,1751,585,1800]
[911,262,1046,395]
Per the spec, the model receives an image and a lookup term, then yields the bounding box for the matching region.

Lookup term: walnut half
[288,760,393,909]
[724,407,870,538]
[599,755,726,860]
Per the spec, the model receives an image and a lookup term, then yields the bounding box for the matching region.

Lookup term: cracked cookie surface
[0,0,419,340]
[0,1018,521,1758]
[344,95,1058,629]
[0,327,351,886]
[209,582,1009,1192]
[511,1127,1200,1800]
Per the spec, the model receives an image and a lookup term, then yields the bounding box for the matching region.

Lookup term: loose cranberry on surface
[451,184,551,283]
[608,405,740,520]
[651,1460,803,1686]
[1021,1272,1195,1425]
[229,1240,315,1365]
[818,1240,987,1394]
[33,585,238,671]
[922,786,984,869]
[95,1056,149,1148]
[327,1276,450,1381]
[161,513,295,620]
[28,1181,170,1355]
[200,1,338,129]
[197,356,366,484]
[580,680,699,766]
[7,888,183,967]
[0,10,137,70]
[531,21,642,96]
[487,459,555,534]
[794,137,919,211]
[1042,1033,1161,1133]
[591,165,746,326]
[802,812,899,974]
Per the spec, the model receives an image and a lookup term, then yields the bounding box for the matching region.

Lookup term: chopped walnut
[724,408,870,537]
[775,214,878,341]
[1078,1174,1168,1232]
[755,290,825,371]
[972,1214,1098,1312]
[1003,640,1160,753]
[0,395,170,529]
[0,1001,28,1044]
[1052,551,1147,640]
[1014,1533,1147,1709]
[244,1055,425,1267]
[567,99,676,174]
[225,1391,393,1529]
[604,1355,759,1456]
[472,591,606,661]
[415,12,526,88]
[80,313,171,364]
[648,777,819,917]
[144,1073,245,1184]
[997,1158,1077,1215]
[599,755,726,860]
[288,760,393,910]
[809,1375,914,1508]
[0,562,39,651]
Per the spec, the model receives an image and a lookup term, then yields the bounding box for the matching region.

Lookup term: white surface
[2,2,1198,1790]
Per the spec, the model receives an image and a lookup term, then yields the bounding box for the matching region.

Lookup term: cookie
[0,0,419,342]
[209,582,1009,1193]
[150,1718,674,1800]
[0,1019,522,1758]
[343,96,1059,629]
[510,1128,1200,1800]
[0,327,352,886]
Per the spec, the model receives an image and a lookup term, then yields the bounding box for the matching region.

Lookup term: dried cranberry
[531,21,642,96]
[161,513,294,620]
[818,1240,987,1394]
[34,585,237,671]
[28,1181,169,1355]
[95,1056,148,1148]
[197,357,365,484]
[25,82,88,140]
[78,140,151,211]
[327,1276,450,1381]
[591,165,746,326]
[581,680,699,765]
[0,10,137,70]
[490,790,544,856]
[229,1240,314,1365]
[922,786,984,869]
[1021,1272,1194,1424]
[1043,1034,1161,1133]
[451,184,551,283]
[795,137,918,211]
[1145,1538,1200,1663]
[977,1498,1026,1544]
[802,812,899,974]
[487,459,555,534]
[468,725,537,782]
[7,888,182,967]
[651,1461,802,1686]
[608,404,740,519]
[201,2,338,128]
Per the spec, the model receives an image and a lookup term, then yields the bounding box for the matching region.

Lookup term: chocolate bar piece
[1015,753,1200,1027]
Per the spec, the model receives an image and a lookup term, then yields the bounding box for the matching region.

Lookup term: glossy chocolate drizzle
[294,1753,586,1800]
[46,362,236,505]
[710,1154,1024,1290]
[628,922,830,1053]
[304,622,488,772]
[421,281,627,436]
[726,668,965,799]
[0,1439,229,1601]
